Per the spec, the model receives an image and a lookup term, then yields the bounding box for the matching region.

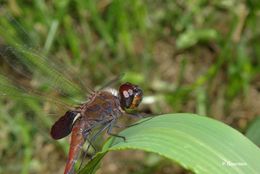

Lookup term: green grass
[0,1,260,174]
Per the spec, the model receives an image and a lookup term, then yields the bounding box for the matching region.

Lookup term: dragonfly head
[119,82,143,110]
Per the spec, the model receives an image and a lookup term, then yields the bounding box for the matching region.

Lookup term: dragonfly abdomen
[64,118,86,174]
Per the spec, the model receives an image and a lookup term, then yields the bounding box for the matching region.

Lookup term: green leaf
[80,113,260,174]
[246,116,260,147]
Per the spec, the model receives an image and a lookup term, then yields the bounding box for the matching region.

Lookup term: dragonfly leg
[125,112,148,118]
[124,113,156,128]
[107,119,126,142]
[78,118,127,172]
[82,132,97,154]
[78,122,111,171]
[126,117,154,128]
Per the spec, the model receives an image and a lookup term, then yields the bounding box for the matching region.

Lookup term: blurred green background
[0,1,260,174]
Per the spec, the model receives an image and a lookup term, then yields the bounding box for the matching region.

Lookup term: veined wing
[0,44,85,100]
[0,73,74,110]
[0,10,91,103]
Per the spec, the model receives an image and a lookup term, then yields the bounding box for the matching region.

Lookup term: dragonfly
[1,47,145,173]
[0,11,145,174]
[50,82,143,174]
[0,44,145,173]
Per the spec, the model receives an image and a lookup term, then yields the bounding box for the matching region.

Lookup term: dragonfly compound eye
[119,82,143,110]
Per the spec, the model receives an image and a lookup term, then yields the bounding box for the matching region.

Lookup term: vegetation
[0,1,260,174]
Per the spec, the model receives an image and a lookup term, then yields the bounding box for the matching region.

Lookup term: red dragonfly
[0,13,144,174]
[1,46,144,173]
[50,82,143,174]
[0,44,144,173]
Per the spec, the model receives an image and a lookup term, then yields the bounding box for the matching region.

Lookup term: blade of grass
[80,113,260,174]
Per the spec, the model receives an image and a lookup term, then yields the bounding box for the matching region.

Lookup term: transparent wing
[0,73,74,109]
[0,10,91,103]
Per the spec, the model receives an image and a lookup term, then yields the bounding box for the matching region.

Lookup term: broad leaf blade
[80,114,260,174]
